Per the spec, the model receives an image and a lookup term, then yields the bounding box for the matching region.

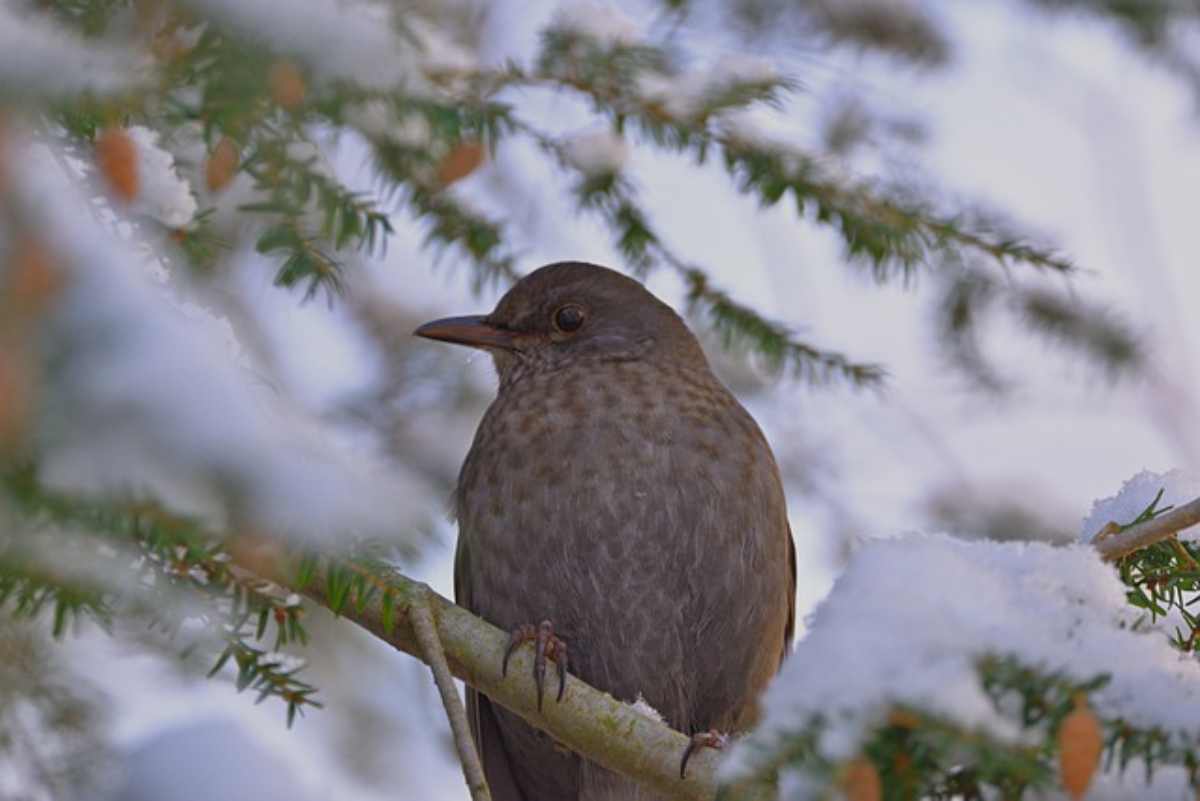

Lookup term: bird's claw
[680,729,729,779]
[502,619,568,711]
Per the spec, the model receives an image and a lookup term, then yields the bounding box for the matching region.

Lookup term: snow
[1082,761,1192,801]
[630,693,664,724]
[635,54,783,121]
[552,2,640,46]
[634,71,704,119]
[562,128,628,175]
[0,4,147,97]
[407,17,477,76]
[710,54,779,87]
[347,102,433,148]
[8,135,429,546]
[727,535,1200,791]
[284,139,336,180]
[392,114,433,148]
[125,126,198,228]
[1081,469,1200,542]
[346,100,395,140]
[185,0,419,89]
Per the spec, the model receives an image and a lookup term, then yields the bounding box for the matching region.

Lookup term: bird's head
[414,261,705,382]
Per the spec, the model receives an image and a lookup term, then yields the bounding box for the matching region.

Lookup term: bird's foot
[680,729,729,779]
[502,619,568,711]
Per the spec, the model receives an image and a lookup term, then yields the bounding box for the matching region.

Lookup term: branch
[252,554,765,801]
[511,119,884,387]
[484,64,1074,278]
[4,474,758,799]
[410,594,492,801]
[1092,496,1200,561]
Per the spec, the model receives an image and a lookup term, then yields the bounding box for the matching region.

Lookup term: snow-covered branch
[0,4,146,97]
[3,131,429,547]
[728,533,1200,797]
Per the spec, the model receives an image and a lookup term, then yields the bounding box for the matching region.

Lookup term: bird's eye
[552,304,586,333]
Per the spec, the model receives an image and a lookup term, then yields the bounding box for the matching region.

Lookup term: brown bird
[416,262,795,801]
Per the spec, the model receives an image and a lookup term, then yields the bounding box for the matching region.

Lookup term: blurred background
[1,0,1199,799]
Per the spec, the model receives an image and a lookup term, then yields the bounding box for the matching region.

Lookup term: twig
[410,592,492,801]
[1168,537,1200,573]
[1092,496,1200,561]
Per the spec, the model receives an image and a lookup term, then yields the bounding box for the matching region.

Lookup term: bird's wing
[782,521,797,668]
[465,690,527,801]
[455,537,528,801]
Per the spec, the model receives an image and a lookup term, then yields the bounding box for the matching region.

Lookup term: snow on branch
[501,38,1075,280]
[514,118,885,386]
[5,134,428,546]
[181,0,434,89]
[548,1,642,48]
[728,534,1200,797]
[563,128,630,176]
[0,4,147,98]
[121,126,199,227]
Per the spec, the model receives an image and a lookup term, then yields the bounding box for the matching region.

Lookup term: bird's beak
[413,315,520,351]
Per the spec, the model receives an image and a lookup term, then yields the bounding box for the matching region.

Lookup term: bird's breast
[455,360,789,722]
[461,360,771,533]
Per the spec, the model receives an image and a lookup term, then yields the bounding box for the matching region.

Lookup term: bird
[415,261,795,801]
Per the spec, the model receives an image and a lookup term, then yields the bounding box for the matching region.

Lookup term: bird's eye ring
[552,304,586,333]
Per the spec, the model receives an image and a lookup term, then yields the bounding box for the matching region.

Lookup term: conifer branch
[516,119,885,386]
[480,61,1074,280]
[0,549,111,637]
[3,473,323,725]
